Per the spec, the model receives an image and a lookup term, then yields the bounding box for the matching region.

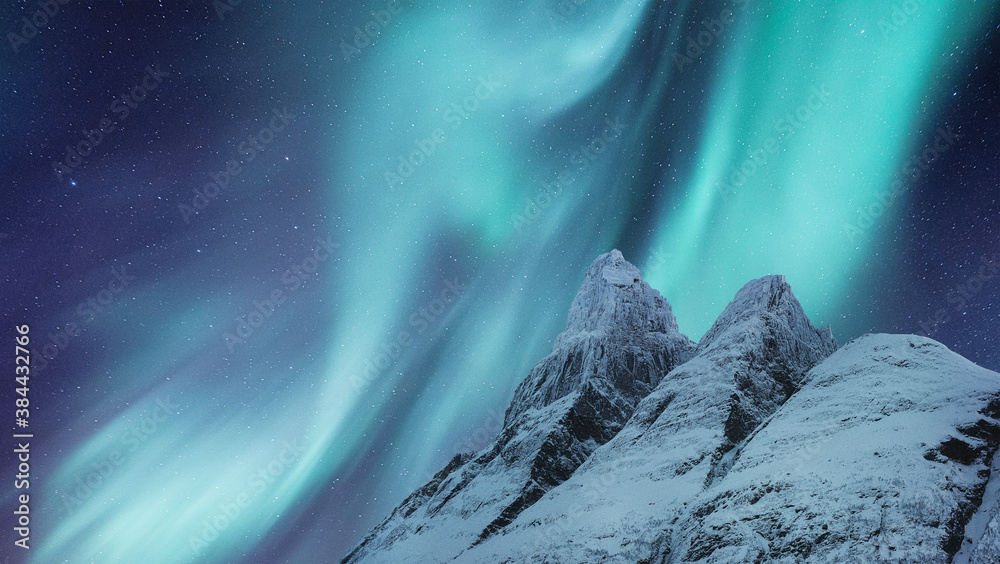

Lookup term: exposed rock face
[342,251,1000,564]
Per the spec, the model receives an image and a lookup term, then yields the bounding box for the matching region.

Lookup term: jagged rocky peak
[557,249,686,345]
[506,250,695,424]
[698,274,837,379]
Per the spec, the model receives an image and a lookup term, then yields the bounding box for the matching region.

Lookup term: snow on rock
[505,249,696,424]
[559,249,659,337]
[970,512,1000,564]
[665,334,1000,563]
[341,250,694,564]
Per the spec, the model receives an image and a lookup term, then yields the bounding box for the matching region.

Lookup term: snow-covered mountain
[342,251,1000,563]
[342,250,696,563]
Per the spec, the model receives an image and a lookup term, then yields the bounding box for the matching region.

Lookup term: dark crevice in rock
[475,380,633,543]
[942,394,1000,560]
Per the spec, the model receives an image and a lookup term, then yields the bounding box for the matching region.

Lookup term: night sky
[1,1,998,563]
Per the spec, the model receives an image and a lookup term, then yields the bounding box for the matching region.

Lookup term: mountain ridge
[341,251,1000,564]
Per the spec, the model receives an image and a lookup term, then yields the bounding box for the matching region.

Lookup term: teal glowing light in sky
[26,2,996,563]
[641,1,994,339]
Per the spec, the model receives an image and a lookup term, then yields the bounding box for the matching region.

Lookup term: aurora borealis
[1,1,998,562]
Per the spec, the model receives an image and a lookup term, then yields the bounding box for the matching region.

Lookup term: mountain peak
[695,274,837,398]
[508,250,695,421]
[557,250,686,345]
[701,274,831,346]
[586,249,638,287]
[729,274,790,309]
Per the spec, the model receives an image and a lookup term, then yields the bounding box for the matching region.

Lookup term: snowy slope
[341,250,694,564]
[663,334,1000,563]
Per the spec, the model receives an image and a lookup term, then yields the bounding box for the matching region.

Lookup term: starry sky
[1,1,998,563]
